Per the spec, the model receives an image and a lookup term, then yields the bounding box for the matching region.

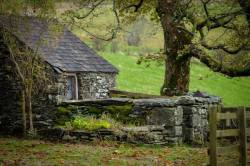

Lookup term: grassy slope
[100,52,250,107]
[0,137,207,166]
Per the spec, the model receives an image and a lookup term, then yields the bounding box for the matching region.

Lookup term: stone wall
[0,32,60,133]
[43,125,182,145]
[60,95,221,144]
[77,72,116,99]
[0,33,23,133]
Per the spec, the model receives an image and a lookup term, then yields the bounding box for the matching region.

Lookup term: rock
[147,107,183,126]
[122,126,149,132]
[193,91,210,98]
[63,134,76,140]
[148,125,165,131]
[177,96,195,105]
[162,126,182,137]
[164,137,183,144]
[133,98,176,107]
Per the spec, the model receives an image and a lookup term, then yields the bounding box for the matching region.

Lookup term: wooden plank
[246,128,250,136]
[217,112,237,120]
[220,108,238,126]
[216,129,239,138]
[247,156,250,163]
[245,111,250,119]
[217,159,239,166]
[209,105,218,166]
[247,143,250,149]
[221,107,237,113]
[238,107,247,166]
[217,145,240,155]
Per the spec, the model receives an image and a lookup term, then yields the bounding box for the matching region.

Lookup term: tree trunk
[157,0,193,96]
[161,56,191,96]
[21,89,27,135]
[26,88,34,132]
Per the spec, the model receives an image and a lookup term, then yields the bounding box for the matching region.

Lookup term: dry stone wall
[0,34,23,133]
[59,95,221,144]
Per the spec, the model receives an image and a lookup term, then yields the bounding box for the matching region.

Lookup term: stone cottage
[0,15,118,132]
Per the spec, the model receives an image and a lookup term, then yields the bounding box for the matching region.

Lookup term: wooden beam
[238,107,247,166]
[216,129,239,138]
[217,159,240,166]
[217,145,240,156]
[209,105,218,166]
[217,112,237,120]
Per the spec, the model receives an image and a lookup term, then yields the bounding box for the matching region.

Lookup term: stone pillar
[177,95,221,144]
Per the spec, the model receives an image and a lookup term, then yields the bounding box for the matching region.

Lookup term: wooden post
[238,107,247,166]
[209,105,218,166]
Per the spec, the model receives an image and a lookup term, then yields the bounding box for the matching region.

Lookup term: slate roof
[0,16,118,73]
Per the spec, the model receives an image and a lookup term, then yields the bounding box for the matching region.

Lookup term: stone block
[163,126,182,137]
[148,125,165,132]
[146,107,183,126]
[182,106,197,115]
[164,137,183,144]
[177,96,195,105]
[122,126,149,132]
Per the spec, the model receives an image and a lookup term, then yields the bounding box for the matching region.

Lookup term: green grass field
[100,52,250,107]
[0,137,207,166]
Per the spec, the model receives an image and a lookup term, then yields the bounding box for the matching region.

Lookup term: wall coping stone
[60,95,221,108]
[61,98,133,106]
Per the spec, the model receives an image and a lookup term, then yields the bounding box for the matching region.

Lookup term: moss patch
[70,116,111,131]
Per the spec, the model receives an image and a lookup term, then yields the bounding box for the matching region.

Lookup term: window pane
[66,76,75,100]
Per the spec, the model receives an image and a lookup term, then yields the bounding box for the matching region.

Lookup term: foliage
[69,115,111,131]
[57,106,71,114]
[0,0,55,16]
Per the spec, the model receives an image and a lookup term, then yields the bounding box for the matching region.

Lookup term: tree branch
[73,0,105,19]
[200,0,211,18]
[67,0,121,41]
[191,44,250,77]
[197,10,244,30]
[121,0,144,12]
[201,39,250,54]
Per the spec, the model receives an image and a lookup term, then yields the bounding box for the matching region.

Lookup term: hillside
[62,4,250,107]
[100,52,250,107]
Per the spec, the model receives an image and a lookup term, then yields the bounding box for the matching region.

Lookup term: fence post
[209,105,218,166]
[238,107,247,166]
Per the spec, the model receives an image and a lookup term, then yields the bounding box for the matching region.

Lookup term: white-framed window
[65,73,78,100]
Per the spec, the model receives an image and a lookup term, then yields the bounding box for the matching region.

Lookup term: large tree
[66,0,250,96]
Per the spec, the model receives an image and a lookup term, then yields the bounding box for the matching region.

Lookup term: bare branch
[200,0,211,18]
[208,16,234,30]
[121,0,144,12]
[73,0,105,19]
[197,10,244,30]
